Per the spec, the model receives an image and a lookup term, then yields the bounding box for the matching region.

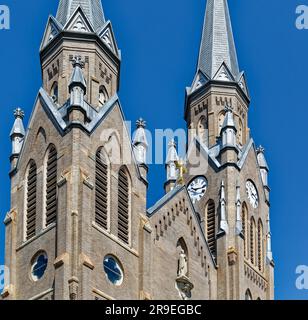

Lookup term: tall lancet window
[99,85,109,106]
[237,118,243,146]
[51,81,58,103]
[44,145,58,227]
[258,219,264,272]
[25,160,37,240]
[218,111,225,135]
[206,200,216,259]
[242,203,248,259]
[197,116,208,145]
[95,148,109,230]
[250,218,256,265]
[117,166,130,244]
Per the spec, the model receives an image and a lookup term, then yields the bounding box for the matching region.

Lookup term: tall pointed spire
[56,0,105,31]
[198,0,239,79]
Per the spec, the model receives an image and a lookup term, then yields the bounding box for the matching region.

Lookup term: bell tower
[185,0,250,149]
[184,0,274,300]
[40,0,120,109]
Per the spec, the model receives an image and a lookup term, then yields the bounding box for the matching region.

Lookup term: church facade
[1,0,274,300]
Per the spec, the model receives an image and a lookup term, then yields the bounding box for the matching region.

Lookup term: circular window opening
[31,252,48,281]
[103,255,124,286]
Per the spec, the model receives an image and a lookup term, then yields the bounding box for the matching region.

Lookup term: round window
[103,256,124,286]
[31,252,48,281]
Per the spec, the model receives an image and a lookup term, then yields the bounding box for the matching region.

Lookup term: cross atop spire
[56,0,105,31]
[198,0,239,79]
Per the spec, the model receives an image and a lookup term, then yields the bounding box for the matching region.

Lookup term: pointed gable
[64,6,95,33]
[57,0,105,32]
[40,16,63,51]
[98,21,119,56]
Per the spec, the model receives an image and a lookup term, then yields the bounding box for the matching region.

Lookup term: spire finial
[257,145,265,154]
[136,118,146,129]
[72,55,85,69]
[224,104,233,113]
[14,108,25,119]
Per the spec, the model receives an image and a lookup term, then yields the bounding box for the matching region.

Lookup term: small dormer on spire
[133,118,148,165]
[69,56,87,108]
[221,105,237,148]
[164,139,179,193]
[10,108,25,167]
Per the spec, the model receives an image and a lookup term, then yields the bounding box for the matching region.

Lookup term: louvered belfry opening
[45,145,58,226]
[95,149,108,230]
[258,220,263,272]
[26,161,37,240]
[207,200,216,258]
[118,167,129,244]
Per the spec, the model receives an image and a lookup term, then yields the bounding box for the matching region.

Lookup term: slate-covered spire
[198,0,239,79]
[56,0,105,31]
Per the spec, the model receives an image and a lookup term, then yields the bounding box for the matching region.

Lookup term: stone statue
[178,249,188,278]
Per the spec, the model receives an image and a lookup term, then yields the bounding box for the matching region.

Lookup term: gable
[213,62,235,82]
[40,16,63,51]
[64,6,95,33]
[98,21,119,56]
[148,186,217,268]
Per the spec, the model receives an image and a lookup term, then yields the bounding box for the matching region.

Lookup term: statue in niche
[177,249,188,278]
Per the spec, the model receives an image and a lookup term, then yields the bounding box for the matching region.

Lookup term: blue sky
[0,0,308,300]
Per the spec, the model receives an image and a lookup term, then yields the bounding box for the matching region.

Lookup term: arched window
[51,82,58,103]
[197,116,208,145]
[237,118,243,146]
[250,218,256,265]
[206,200,216,258]
[117,166,130,244]
[44,145,58,227]
[95,148,109,230]
[242,203,248,259]
[99,85,109,106]
[245,289,252,300]
[218,111,225,136]
[258,219,264,272]
[25,160,37,240]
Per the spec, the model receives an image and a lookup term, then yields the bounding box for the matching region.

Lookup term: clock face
[188,177,207,204]
[246,180,259,209]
